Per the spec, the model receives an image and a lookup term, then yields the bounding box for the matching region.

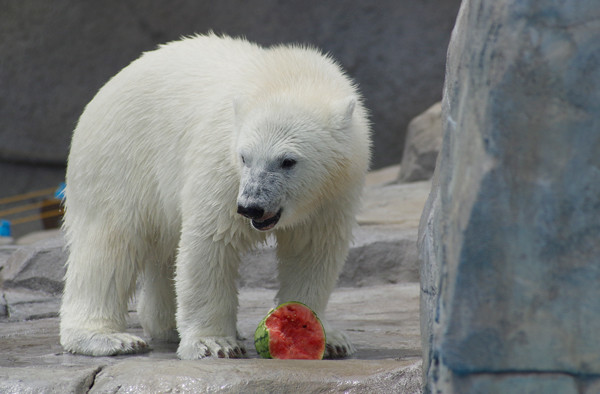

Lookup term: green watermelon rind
[254,301,326,359]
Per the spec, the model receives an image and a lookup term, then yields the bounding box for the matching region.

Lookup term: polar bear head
[234,95,359,231]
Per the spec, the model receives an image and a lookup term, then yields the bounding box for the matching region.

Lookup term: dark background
[0,0,461,236]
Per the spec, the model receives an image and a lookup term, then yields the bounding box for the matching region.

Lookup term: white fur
[60,34,371,359]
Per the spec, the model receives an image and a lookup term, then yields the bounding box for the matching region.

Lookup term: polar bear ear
[331,96,356,131]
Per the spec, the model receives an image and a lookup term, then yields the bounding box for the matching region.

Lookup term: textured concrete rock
[241,225,420,289]
[364,164,400,187]
[0,245,19,269]
[3,288,61,321]
[450,373,580,394]
[357,181,431,227]
[420,0,600,392]
[398,102,442,183]
[15,228,62,246]
[0,284,422,392]
[0,366,100,394]
[91,358,422,393]
[341,226,419,286]
[2,235,66,295]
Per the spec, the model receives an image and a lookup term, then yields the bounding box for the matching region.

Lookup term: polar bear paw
[177,336,247,359]
[61,328,150,356]
[324,328,356,359]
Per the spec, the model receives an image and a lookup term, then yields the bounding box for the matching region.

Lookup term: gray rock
[364,164,400,187]
[16,229,62,246]
[450,373,580,394]
[0,367,101,393]
[398,102,443,183]
[0,245,19,270]
[357,181,431,228]
[3,288,61,321]
[420,0,600,392]
[240,225,420,289]
[0,284,423,392]
[90,358,422,393]
[2,235,66,295]
[341,225,419,286]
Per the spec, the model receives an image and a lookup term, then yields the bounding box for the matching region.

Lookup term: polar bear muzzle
[237,205,282,231]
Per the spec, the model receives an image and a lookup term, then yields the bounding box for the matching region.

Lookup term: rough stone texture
[419,0,600,392]
[0,1,462,211]
[0,366,100,394]
[0,284,422,392]
[2,235,66,295]
[450,374,581,394]
[91,358,422,393]
[398,102,443,183]
[364,164,401,188]
[0,165,425,392]
[241,224,421,289]
[0,245,19,268]
[357,181,431,227]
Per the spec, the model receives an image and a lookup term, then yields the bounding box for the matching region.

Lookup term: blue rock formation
[419,0,600,392]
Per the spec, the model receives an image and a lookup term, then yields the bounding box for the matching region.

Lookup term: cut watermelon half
[254,301,326,360]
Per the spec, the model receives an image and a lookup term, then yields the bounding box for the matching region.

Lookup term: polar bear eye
[281,158,297,169]
[240,155,246,165]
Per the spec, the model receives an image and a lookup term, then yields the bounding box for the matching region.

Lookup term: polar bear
[60,34,371,359]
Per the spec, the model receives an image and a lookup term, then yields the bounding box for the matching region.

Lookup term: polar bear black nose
[237,204,264,220]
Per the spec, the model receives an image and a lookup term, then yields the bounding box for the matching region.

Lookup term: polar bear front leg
[174,234,246,359]
[275,214,357,359]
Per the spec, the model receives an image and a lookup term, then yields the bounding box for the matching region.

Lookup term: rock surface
[0,285,422,393]
[2,235,66,295]
[397,102,442,183]
[0,165,426,392]
[419,0,600,392]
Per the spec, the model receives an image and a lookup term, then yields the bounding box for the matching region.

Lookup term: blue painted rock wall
[419,0,600,392]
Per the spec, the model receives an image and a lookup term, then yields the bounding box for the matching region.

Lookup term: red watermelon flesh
[256,302,326,360]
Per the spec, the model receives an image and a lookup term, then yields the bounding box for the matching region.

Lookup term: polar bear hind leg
[60,223,149,356]
[138,257,179,343]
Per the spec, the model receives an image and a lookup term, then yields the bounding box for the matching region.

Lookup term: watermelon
[254,301,326,360]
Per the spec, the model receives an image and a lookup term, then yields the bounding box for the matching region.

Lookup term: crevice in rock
[24,311,59,320]
[84,366,104,393]
[1,293,8,318]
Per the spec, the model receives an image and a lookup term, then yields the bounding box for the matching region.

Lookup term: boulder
[90,358,422,393]
[419,0,600,392]
[2,235,66,295]
[0,367,101,394]
[240,224,421,289]
[397,102,442,183]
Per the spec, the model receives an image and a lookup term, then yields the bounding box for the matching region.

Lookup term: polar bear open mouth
[252,209,282,231]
